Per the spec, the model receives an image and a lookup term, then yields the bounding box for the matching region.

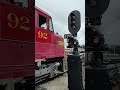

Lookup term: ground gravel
[36,73,68,90]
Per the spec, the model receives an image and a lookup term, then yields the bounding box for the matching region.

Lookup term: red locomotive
[0,0,66,89]
[35,7,66,83]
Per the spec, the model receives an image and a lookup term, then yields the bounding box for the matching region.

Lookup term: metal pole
[67,47,83,90]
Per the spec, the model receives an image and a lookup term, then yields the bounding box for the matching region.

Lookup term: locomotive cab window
[39,15,47,29]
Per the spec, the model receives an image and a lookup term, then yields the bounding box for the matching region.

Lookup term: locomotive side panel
[1,2,34,42]
[0,2,35,79]
[54,33,64,58]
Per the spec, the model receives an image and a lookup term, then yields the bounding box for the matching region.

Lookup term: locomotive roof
[35,6,51,18]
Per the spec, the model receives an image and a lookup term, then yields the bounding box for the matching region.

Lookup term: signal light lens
[71,13,76,18]
[71,20,76,24]
[71,24,76,29]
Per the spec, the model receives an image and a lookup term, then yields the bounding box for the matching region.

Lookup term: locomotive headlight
[93,36,99,44]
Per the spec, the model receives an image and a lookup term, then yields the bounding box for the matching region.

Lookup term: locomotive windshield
[39,15,47,29]
[49,19,54,32]
[38,14,54,32]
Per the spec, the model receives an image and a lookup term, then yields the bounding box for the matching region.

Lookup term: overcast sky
[35,0,85,46]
